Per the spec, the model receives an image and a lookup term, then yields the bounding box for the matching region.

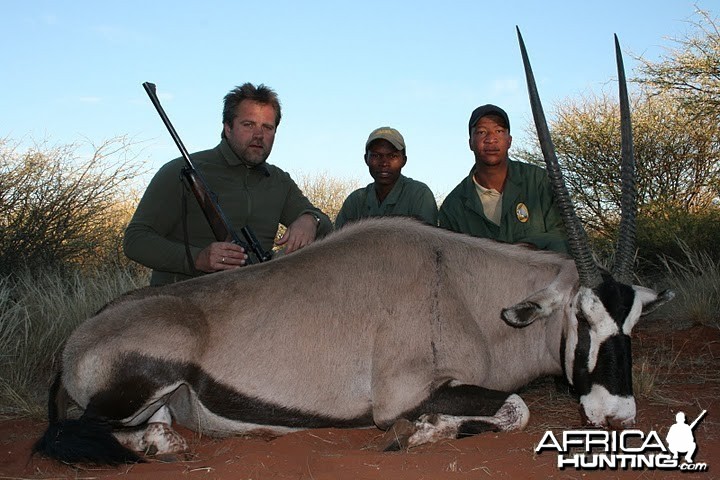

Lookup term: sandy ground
[2,322,718,480]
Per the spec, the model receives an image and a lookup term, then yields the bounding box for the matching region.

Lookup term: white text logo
[536,410,708,472]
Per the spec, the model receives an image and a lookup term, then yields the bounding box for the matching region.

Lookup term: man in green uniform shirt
[439,104,567,252]
[335,127,438,229]
[124,83,332,286]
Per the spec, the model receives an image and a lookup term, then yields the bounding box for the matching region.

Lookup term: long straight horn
[516,27,603,288]
[611,34,637,285]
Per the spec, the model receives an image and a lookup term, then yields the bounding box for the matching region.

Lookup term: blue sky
[1,1,709,198]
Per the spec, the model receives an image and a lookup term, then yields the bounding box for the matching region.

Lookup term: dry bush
[0,136,146,275]
[296,171,361,222]
[274,172,361,245]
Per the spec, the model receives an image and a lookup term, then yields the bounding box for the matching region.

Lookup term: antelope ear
[638,288,675,316]
[502,287,563,328]
[502,301,542,327]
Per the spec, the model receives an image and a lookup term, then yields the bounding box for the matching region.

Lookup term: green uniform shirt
[334,175,438,229]
[124,139,332,285]
[438,160,568,252]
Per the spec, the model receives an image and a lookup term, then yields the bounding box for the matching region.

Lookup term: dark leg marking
[377,382,528,450]
[400,381,510,420]
[456,420,499,437]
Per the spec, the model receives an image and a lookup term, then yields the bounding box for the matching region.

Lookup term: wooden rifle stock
[142,82,272,264]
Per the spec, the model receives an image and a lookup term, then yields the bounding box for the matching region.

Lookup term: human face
[365,139,406,187]
[469,116,512,169]
[223,100,277,166]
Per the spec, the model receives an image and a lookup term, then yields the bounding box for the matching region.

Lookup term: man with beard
[334,126,437,229]
[124,83,332,286]
[439,104,567,252]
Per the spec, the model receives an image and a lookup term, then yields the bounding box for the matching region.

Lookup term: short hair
[222,83,282,128]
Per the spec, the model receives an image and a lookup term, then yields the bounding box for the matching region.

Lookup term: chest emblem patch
[516,203,529,223]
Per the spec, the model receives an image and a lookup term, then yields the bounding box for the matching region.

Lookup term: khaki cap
[365,126,405,150]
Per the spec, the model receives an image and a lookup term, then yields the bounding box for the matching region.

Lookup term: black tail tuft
[33,417,144,465]
[35,370,143,465]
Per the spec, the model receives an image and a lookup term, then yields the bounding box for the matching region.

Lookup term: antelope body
[33,31,673,464]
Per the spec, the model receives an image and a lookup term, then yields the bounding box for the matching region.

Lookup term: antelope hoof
[142,422,189,457]
[492,394,530,431]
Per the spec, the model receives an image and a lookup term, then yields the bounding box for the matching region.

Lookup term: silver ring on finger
[221,257,226,264]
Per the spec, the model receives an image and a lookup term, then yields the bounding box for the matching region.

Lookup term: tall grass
[0,267,148,418]
[649,242,720,328]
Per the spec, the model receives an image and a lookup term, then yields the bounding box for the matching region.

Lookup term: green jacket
[124,139,332,285]
[439,160,568,252]
[334,175,438,229]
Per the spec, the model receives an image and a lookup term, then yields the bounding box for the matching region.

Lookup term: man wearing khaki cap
[335,127,438,229]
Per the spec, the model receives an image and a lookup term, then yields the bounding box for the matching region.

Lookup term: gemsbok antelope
[33,29,673,464]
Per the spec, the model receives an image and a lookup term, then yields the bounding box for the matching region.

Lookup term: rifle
[690,410,707,430]
[142,82,272,265]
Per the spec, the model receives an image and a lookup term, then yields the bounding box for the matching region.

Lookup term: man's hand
[195,241,248,272]
[275,213,319,254]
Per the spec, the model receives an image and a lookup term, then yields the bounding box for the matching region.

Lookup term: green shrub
[587,208,720,282]
[636,208,720,277]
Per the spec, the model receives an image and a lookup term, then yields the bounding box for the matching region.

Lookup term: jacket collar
[219,138,271,177]
[367,174,408,208]
[462,160,523,216]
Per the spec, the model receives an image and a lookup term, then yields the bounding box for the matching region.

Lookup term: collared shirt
[124,139,332,285]
[438,159,568,252]
[334,175,438,229]
[473,178,502,226]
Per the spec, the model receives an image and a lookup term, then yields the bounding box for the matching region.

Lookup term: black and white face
[562,279,673,428]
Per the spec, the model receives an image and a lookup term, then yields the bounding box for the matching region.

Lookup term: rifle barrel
[142,81,271,264]
[690,410,707,430]
[142,82,199,171]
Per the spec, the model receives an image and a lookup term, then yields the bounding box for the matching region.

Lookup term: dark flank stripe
[87,353,372,429]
